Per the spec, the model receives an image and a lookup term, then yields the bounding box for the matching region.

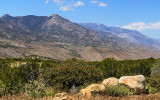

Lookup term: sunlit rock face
[118,75,146,94]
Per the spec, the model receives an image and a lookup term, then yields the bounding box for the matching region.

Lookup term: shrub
[0,57,159,97]
[0,80,5,97]
[145,77,160,94]
[151,60,160,76]
[44,87,59,97]
[24,80,46,98]
[105,86,133,96]
[24,79,59,98]
[43,63,104,90]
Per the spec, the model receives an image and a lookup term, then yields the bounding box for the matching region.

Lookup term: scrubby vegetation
[104,85,133,96]
[0,56,160,99]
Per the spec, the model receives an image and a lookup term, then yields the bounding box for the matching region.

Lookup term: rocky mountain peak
[2,14,12,18]
[42,14,74,31]
[1,14,13,21]
[51,14,60,17]
[49,14,70,23]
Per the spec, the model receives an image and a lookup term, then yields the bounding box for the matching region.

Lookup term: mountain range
[79,23,160,50]
[0,14,160,61]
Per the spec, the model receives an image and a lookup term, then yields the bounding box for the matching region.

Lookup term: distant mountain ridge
[79,23,160,50]
[156,39,160,42]
[0,14,160,61]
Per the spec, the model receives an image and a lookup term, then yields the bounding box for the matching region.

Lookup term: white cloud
[45,0,49,4]
[45,0,84,11]
[123,22,160,31]
[90,1,99,4]
[60,1,84,11]
[73,1,84,7]
[53,0,64,6]
[60,5,74,11]
[46,0,107,11]
[99,2,107,7]
[90,1,107,7]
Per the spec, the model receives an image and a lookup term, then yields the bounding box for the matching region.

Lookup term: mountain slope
[0,14,132,49]
[79,23,160,50]
[0,14,160,61]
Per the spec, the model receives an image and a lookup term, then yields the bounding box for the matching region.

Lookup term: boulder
[118,75,146,94]
[80,84,106,96]
[101,77,119,87]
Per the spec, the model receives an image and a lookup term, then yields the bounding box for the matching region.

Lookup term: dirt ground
[1,93,160,100]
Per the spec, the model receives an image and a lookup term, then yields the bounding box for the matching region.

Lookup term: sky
[0,0,160,39]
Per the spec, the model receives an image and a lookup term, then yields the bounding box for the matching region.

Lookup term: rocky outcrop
[118,75,146,94]
[80,84,106,96]
[101,77,119,87]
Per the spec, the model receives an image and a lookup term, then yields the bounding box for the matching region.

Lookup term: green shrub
[43,63,104,90]
[105,86,133,96]
[24,80,59,98]
[145,77,160,94]
[151,60,160,76]
[45,87,59,97]
[0,57,159,97]
[145,84,157,94]
[24,80,46,98]
[0,80,5,97]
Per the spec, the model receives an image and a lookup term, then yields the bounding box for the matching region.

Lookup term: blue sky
[0,0,160,39]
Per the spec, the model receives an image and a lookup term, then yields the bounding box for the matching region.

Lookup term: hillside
[0,14,160,60]
[79,23,160,50]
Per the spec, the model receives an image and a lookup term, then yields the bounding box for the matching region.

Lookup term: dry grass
[1,93,160,100]
[69,93,160,100]
[0,94,32,100]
